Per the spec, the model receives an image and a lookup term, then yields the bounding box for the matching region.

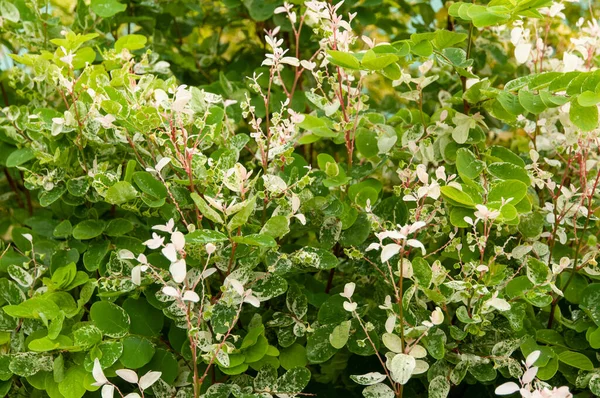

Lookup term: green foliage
[0,0,599,398]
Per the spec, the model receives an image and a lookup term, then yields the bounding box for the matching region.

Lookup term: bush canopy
[1,0,600,397]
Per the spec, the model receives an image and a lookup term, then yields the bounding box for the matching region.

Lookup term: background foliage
[1,0,600,397]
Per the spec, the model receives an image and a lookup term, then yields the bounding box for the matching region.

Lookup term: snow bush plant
[1,0,600,397]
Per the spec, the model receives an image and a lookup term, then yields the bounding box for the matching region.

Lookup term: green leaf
[211,303,237,334]
[518,90,546,114]
[329,320,351,349]
[67,177,90,197]
[412,257,432,287]
[141,348,178,384]
[577,90,600,106]
[298,115,336,137]
[185,229,228,244]
[326,50,361,69]
[254,364,277,391]
[104,218,134,237]
[123,298,164,337]
[190,193,224,224]
[132,171,167,199]
[83,241,110,271]
[361,49,398,70]
[487,162,530,184]
[581,284,600,326]
[232,234,277,248]
[58,367,86,398]
[252,274,288,301]
[72,220,105,240]
[6,148,35,167]
[356,128,379,158]
[0,0,20,22]
[429,376,451,398]
[90,0,126,18]
[89,301,130,338]
[450,207,475,228]
[260,216,290,239]
[297,247,339,270]
[114,34,147,52]
[53,220,73,238]
[51,263,77,289]
[120,336,155,369]
[105,181,137,205]
[3,297,60,320]
[488,180,528,203]
[570,100,598,132]
[227,196,256,231]
[244,335,268,363]
[306,324,338,364]
[440,186,476,208]
[279,344,308,371]
[39,185,67,207]
[526,257,549,285]
[557,351,593,370]
[73,324,102,347]
[517,212,543,239]
[276,367,311,394]
[456,148,484,179]
[28,335,73,352]
[363,383,395,398]
[434,30,467,49]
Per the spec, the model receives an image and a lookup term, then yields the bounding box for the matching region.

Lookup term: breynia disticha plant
[0,0,600,397]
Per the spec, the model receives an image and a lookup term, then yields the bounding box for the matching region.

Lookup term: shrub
[0,0,599,397]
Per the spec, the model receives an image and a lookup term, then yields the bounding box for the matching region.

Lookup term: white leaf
[244,294,260,308]
[521,366,538,384]
[382,333,403,354]
[293,213,307,225]
[390,353,416,385]
[495,382,520,395]
[182,290,200,302]
[92,358,108,386]
[488,297,511,312]
[139,371,162,390]
[131,266,142,286]
[205,243,216,255]
[362,383,395,398]
[119,249,135,259]
[162,244,178,262]
[430,307,444,325]
[143,233,164,249]
[381,243,401,263]
[385,315,396,334]
[171,231,186,251]
[515,43,532,65]
[101,385,115,398]
[407,239,426,255]
[408,345,427,359]
[169,259,187,283]
[366,243,380,252]
[228,279,245,296]
[343,301,358,312]
[162,286,179,297]
[116,369,138,384]
[526,350,541,367]
[155,157,171,172]
[412,359,429,375]
[201,267,217,279]
[341,282,356,299]
[349,372,387,386]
